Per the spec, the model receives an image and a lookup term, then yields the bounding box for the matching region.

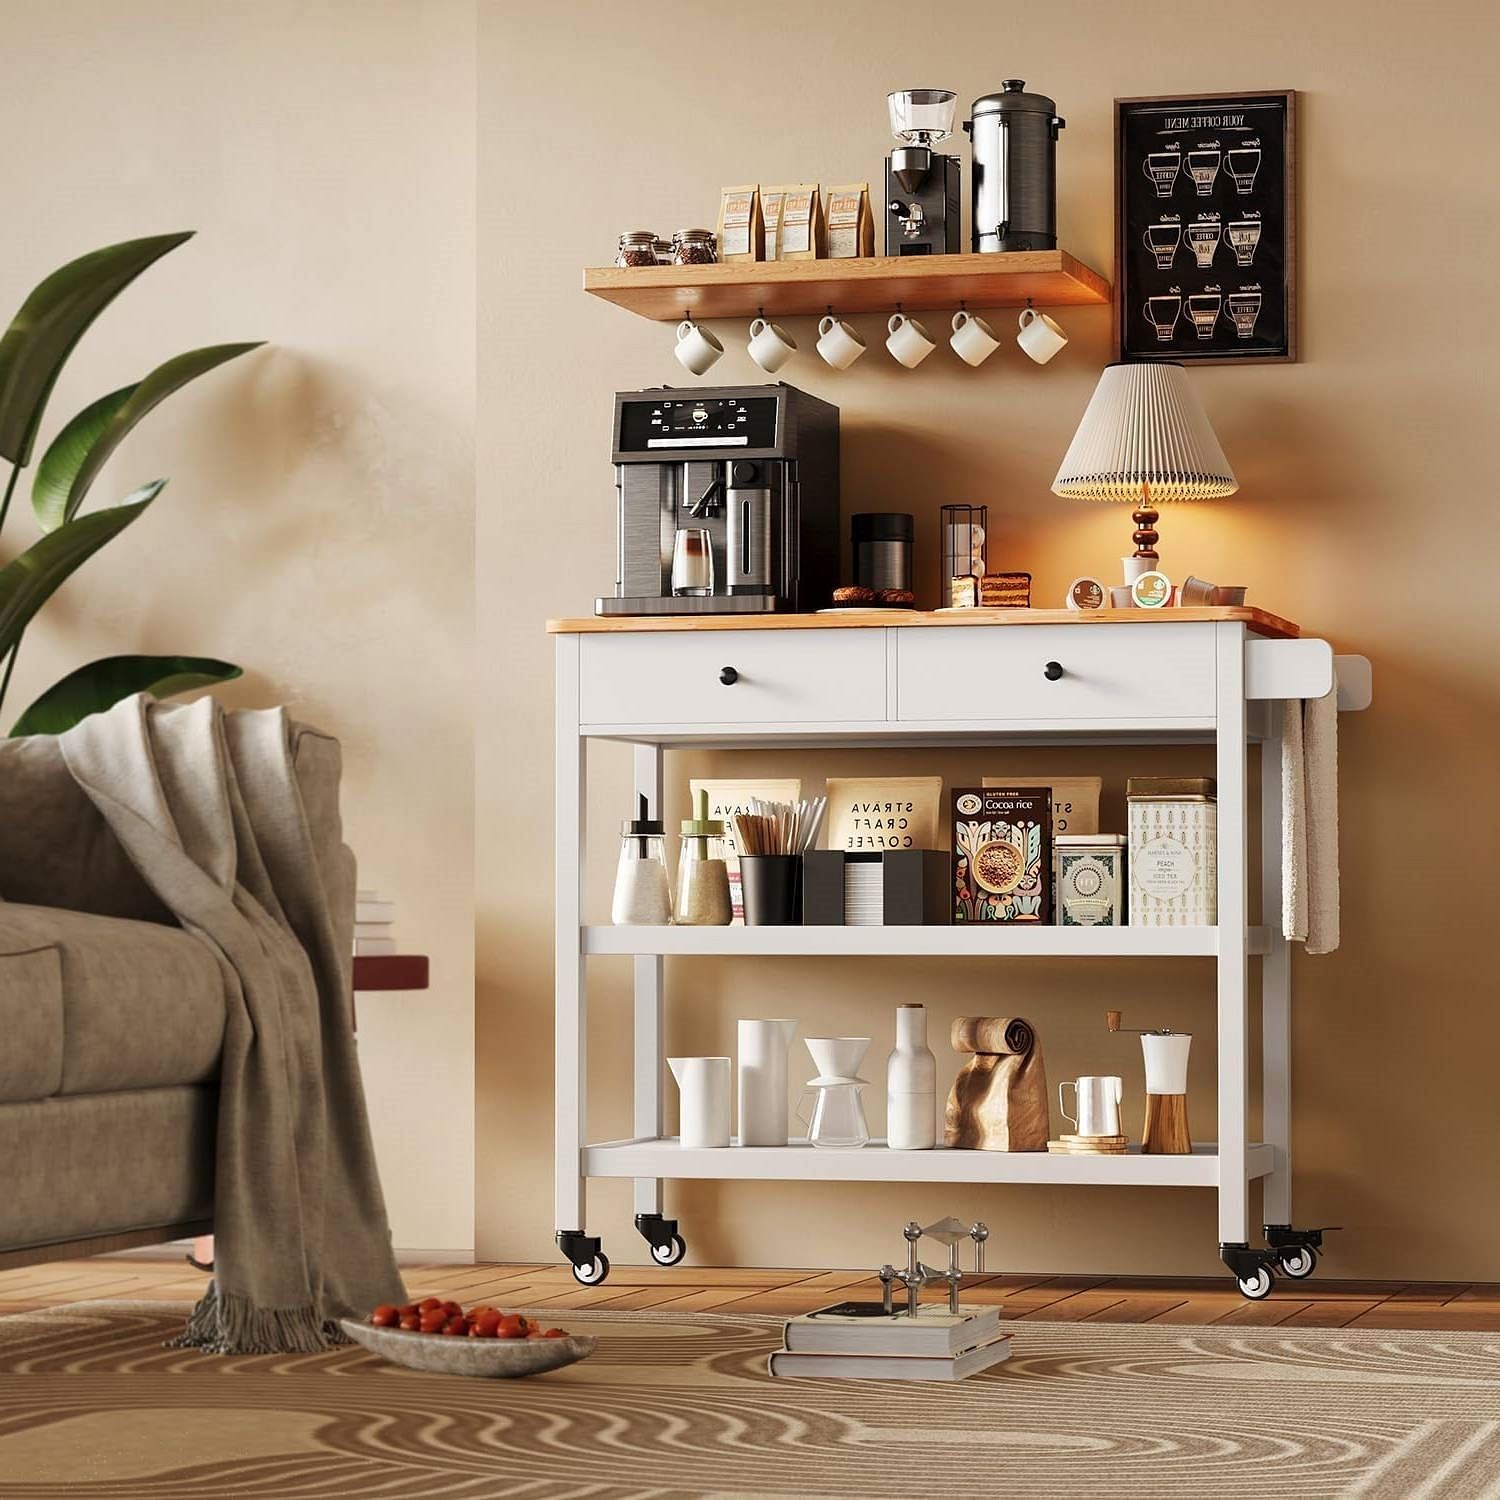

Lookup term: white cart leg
[632,742,665,1220]
[1260,702,1293,1226]
[554,635,587,1239]
[1215,623,1250,1248]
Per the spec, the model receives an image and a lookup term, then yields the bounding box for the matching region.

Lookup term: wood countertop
[548,606,1300,639]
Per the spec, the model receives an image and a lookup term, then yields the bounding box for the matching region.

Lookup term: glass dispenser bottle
[675,789,732,925]
[611,794,672,925]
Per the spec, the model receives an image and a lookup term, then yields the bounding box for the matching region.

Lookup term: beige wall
[0,1,477,1253]
[483,0,1500,1279]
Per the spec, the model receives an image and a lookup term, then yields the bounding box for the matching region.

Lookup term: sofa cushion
[0,934,64,1103]
[0,1085,215,1251]
[0,905,225,1095]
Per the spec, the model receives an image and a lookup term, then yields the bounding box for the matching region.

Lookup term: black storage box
[802,850,952,926]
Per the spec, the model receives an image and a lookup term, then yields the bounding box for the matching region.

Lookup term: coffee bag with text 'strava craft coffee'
[775,183,824,260]
[716,184,764,262]
[825,183,873,258]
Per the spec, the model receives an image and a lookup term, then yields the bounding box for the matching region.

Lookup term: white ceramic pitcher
[668,1056,731,1148]
[737,1019,798,1147]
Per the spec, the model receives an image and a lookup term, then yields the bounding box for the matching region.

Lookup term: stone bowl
[339,1318,597,1378]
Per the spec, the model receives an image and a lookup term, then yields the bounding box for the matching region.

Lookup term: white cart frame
[552,615,1370,1292]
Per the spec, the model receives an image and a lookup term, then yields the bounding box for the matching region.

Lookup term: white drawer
[896,624,1217,722]
[579,629,888,726]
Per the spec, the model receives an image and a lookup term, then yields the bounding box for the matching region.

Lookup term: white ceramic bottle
[886,1003,937,1150]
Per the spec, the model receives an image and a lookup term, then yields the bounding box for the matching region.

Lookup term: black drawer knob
[719,666,739,685]
[1043,661,1064,681]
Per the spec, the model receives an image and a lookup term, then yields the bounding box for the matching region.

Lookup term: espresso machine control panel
[598,383,840,617]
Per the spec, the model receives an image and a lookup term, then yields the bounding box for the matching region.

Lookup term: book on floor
[768,1334,1011,1382]
[784,1300,1001,1356]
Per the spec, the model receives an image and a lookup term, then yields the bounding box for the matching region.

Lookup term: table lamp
[1051,362,1237,580]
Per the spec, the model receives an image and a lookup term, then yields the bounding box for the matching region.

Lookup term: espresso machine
[884,89,961,256]
[596,383,839,616]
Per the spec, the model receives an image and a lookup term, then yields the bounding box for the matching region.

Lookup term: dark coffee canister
[851,513,914,594]
[740,855,802,926]
[964,80,1065,253]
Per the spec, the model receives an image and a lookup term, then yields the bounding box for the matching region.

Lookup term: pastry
[832,585,877,605]
[978,572,1032,608]
[875,588,915,607]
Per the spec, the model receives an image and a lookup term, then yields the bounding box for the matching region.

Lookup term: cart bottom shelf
[582,1138,1275,1187]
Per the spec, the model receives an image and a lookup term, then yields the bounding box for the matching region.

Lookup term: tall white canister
[737,1019,798,1146]
[886,1003,937,1150]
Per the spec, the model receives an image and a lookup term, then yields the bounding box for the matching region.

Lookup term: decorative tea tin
[1055,833,1126,926]
[1128,791,1218,926]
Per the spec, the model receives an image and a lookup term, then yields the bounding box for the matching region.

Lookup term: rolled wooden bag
[944,1015,1048,1151]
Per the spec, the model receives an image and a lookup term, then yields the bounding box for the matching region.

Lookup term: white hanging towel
[1281,669,1340,953]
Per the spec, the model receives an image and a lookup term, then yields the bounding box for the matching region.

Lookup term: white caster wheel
[1277,1246,1317,1279]
[649,1234,687,1266]
[571,1252,611,1286]
[1237,1265,1275,1300]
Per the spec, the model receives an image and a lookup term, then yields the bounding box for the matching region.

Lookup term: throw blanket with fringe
[61,696,403,1352]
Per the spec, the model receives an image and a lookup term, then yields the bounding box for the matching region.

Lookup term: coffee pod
[1121,554,1153,583]
[1109,584,1137,607]
[1179,575,1215,606]
[1065,576,1106,611]
[1131,570,1173,609]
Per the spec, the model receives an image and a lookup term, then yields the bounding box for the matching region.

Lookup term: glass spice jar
[671,228,718,265]
[652,238,673,265]
[675,790,732,926]
[611,796,672,925]
[615,231,660,268]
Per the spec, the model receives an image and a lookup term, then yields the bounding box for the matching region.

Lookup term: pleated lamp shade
[1051,363,1238,503]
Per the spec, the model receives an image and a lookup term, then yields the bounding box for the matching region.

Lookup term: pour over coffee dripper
[798,1036,872,1149]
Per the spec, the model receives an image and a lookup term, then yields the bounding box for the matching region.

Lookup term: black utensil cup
[740,855,802,926]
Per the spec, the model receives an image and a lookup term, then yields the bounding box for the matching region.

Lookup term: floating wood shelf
[583,250,1111,322]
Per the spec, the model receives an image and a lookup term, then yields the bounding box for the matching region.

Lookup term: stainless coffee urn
[964,81,1065,252]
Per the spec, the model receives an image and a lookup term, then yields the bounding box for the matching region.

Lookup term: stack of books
[355,889,398,956]
[767,1299,1011,1381]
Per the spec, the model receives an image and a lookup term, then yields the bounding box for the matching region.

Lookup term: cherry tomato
[370,1305,399,1328]
[543,1328,567,1339]
[495,1314,527,1340]
[399,1313,422,1331]
[418,1297,443,1312]
[470,1312,501,1338]
[399,1304,419,1318]
[443,1316,467,1336]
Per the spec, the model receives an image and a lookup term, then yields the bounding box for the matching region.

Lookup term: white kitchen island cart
[550,608,1371,1296]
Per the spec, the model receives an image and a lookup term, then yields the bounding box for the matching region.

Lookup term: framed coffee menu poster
[1114,90,1296,364]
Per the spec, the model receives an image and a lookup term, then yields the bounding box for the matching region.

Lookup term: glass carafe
[797,1080,870,1149]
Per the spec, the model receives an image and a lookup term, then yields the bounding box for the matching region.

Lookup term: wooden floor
[2,1257,1499,1330]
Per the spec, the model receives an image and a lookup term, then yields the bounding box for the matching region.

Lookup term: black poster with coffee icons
[1114,91,1296,364]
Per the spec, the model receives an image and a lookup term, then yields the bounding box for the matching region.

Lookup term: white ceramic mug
[816,315,866,369]
[1017,307,1068,364]
[747,317,797,373]
[673,319,723,376]
[668,1056,731,1148]
[949,310,1001,367]
[885,312,936,368]
[1059,1075,1123,1137]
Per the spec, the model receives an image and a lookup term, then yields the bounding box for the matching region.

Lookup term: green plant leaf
[8,653,241,736]
[0,482,162,659]
[0,233,194,468]
[38,341,262,526]
[30,386,131,532]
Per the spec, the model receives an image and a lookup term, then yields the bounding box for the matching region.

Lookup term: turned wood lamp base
[1141,1093,1192,1154]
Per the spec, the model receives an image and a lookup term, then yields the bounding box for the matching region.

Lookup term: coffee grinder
[884,89,961,256]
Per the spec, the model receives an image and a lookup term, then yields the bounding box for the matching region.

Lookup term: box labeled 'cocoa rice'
[952,786,1052,924]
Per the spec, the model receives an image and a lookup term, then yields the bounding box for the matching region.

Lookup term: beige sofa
[0,728,355,1270]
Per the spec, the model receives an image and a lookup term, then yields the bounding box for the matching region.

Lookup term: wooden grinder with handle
[1107,1010,1191,1154]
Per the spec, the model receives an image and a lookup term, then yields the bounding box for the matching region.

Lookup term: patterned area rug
[1,1301,1498,1498]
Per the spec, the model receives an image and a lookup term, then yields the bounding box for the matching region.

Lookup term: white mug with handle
[674,319,724,376]
[949,310,1001,367]
[748,317,797,373]
[885,312,936,368]
[816,314,866,369]
[1017,307,1068,364]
